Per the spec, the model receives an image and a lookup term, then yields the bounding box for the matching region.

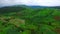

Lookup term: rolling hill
[0,5,60,34]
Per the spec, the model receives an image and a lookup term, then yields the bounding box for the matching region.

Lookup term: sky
[0,0,60,7]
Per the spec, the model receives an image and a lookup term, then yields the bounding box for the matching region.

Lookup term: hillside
[0,6,60,34]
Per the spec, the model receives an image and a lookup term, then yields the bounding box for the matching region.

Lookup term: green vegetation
[0,6,60,34]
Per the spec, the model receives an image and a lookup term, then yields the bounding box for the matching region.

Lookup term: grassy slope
[0,6,60,34]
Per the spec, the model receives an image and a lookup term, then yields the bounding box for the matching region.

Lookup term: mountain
[0,5,60,8]
[29,6,48,8]
[29,6,60,9]
[0,5,60,14]
[0,5,28,14]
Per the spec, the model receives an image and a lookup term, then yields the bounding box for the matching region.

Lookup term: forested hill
[0,5,60,34]
[0,5,28,14]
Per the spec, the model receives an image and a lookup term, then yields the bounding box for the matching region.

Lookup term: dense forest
[0,5,60,34]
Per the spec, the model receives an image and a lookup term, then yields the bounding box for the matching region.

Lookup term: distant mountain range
[29,6,60,9]
[0,5,60,9]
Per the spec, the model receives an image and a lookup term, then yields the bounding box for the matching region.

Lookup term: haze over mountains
[0,5,60,9]
[0,0,60,7]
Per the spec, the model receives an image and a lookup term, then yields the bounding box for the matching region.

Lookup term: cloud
[0,0,60,7]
